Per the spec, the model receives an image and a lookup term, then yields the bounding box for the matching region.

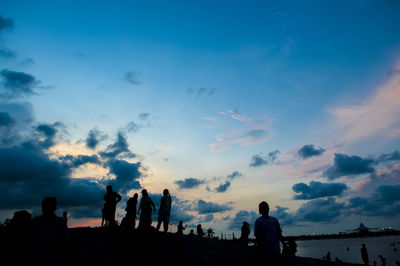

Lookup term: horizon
[1,0,400,237]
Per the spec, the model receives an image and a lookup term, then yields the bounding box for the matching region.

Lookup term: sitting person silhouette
[156,189,172,233]
[177,221,186,235]
[121,193,138,230]
[138,189,156,229]
[31,197,68,266]
[254,201,284,265]
[103,185,122,227]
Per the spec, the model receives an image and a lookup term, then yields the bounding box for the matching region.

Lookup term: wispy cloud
[210,114,274,152]
[329,64,400,141]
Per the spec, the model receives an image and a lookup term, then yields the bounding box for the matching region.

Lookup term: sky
[0,0,400,237]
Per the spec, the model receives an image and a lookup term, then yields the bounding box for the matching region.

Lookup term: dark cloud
[215,180,231,193]
[346,184,400,217]
[298,144,325,159]
[292,181,348,200]
[197,200,232,214]
[85,128,106,149]
[375,151,400,164]
[124,71,140,85]
[174,177,205,189]
[99,132,135,159]
[106,159,142,193]
[270,206,297,226]
[323,153,375,180]
[126,121,139,132]
[35,122,62,149]
[249,150,280,167]
[0,46,16,59]
[139,113,150,120]
[187,87,217,96]
[199,214,214,223]
[213,171,243,193]
[0,144,104,215]
[296,198,345,223]
[0,112,14,127]
[61,154,101,168]
[227,171,242,180]
[0,16,13,31]
[0,69,40,99]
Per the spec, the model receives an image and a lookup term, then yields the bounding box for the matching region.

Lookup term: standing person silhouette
[138,189,156,229]
[197,224,204,237]
[126,193,138,229]
[254,201,284,266]
[156,189,172,232]
[31,197,68,266]
[240,221,250,243]
[361,244,369,265]
[103,185,122,227]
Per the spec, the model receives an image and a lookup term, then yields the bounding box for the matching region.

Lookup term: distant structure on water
[347,223,378,233]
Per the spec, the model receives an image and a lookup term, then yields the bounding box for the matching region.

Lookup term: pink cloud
[329,65,400,141]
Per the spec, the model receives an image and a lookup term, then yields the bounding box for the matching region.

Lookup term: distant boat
[347,222,378,233]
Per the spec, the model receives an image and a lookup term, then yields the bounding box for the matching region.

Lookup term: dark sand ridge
[65,227,363,266]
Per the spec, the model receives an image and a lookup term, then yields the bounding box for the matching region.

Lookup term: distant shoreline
[283,230,400,241]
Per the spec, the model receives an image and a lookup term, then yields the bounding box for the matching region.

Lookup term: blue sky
[1,0,400,236]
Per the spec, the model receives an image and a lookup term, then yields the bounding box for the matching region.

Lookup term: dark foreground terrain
[63,227,362,266]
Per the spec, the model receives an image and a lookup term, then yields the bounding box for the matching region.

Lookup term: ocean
[296,235,400,264]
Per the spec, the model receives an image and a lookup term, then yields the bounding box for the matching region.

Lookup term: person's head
[197,224,201,228]
[42,197,57,215]
[106,185,113,193]
[179,220,183,225]
[133,193,138,199]
[362,244,366,247]
[163,189,169,196]
[141,189,148,197]
[258,201,269,216]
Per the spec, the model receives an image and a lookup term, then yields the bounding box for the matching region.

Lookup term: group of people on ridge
[102,185,172,232]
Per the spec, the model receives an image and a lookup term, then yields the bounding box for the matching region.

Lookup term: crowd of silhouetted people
[8,185,400,265]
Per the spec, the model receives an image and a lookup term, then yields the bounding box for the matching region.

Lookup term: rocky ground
[66,227,363,266]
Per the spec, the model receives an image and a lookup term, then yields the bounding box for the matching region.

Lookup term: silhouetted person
[103,185,122,227]
[197,224,204,237]
[254,201,284,266]
[189,229,195,236]
[379,255,386,266]
[325,252,331,262]
[177,220,186,235]
[138,189,156,229]
[288,239,297,256]
[31,197,68,266]
[373,261,377,266]
[156,189,172,233]
[335,257,343,263]
[240,221,250,243]
[395,260,400,266]
[8,210,32,264]
[121,193,138,230]
[361,244,369,265]
[62,211,68,227]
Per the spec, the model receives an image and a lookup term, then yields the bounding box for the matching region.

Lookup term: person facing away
[156,189,172,233]
[254,201,284,265]
[361,244,369,265]
[177,220,186,235]
[62,211,68,227]
[379,255,386,266]
[240,221,250,243]
[189,229,195,236]
[197,224,204,237]
[138,189,156,229]
[103,185,122,226]
[31,197,68,266]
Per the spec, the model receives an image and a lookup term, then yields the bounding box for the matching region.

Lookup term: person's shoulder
[255,216,263,224]
[269,216,279,222]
